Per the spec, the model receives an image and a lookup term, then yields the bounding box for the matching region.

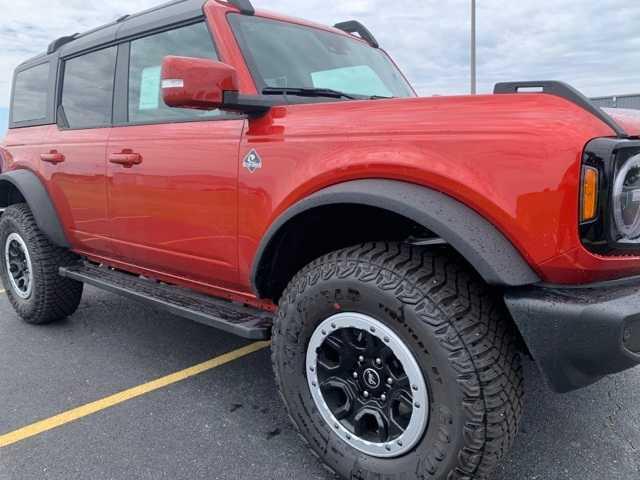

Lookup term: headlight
[580,138,640,255]
[613,154,640,242]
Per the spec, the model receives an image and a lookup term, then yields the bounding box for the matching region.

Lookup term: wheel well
[255,204,436,301]
[0,180,26,208]
[0,171,70,248]
[255,204,532,357]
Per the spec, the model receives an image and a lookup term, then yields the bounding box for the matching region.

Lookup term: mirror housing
[161,56,272,115]
[161,56,239,110]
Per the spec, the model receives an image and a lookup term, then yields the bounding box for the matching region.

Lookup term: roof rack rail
[228,0,255,15]
[47,34,80,54]
[494,81,628,138]
[334,20,379,48]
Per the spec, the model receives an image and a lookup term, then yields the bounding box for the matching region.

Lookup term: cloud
[0,0,638,114]
[0,0,160,110]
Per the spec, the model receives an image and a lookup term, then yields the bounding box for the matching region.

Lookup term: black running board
[59,263,272,340]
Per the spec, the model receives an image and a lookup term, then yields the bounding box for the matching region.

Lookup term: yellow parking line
[0,341,270,448]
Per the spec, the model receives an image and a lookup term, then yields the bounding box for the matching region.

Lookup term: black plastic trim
[505,282,640,393]
[540,271,640,290]
[47,34,80,54]
[252,180,540,298]
[334,20,379,48]
[0,170,70,248]
[112,41,130,126]
[494,81,628,138]
[228,0,255,15]
[115,0,206,41]
[580,137,640,255]
[222,91,274,114]
[59,264,272,340]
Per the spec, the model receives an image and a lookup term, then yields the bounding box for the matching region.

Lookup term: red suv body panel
[235,94,622,287]
[3,0,640,310]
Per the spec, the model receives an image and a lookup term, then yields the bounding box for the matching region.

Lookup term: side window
[12,63,51,124]
[61,47,117,129]
[128,22,219,124]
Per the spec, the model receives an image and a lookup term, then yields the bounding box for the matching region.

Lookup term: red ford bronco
[2,1,640,478]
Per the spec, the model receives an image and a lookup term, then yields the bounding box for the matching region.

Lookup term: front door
[107,21,244,289]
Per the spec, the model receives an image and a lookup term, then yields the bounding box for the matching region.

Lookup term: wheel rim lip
[306,312,429,458]
[4,232,33,299]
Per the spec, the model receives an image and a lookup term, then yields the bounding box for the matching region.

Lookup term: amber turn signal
[581,166,599,222]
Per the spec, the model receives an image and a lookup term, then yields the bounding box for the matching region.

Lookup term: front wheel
[272,242,523,480]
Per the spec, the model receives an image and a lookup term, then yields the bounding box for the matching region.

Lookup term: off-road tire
[0,203,83,324]
[272,242,524,480]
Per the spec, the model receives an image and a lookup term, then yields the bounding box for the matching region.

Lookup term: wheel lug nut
[375,358,382,366]
[363,391,369,398]
[381,394,387,401]
[358,355,365,363]
[387,377,393,385]
[352,372,358,379]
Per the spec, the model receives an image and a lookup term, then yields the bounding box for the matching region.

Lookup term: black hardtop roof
[17,0,206,69]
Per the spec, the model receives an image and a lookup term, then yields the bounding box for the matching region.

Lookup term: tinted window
[229,15,414,99]
[62,47,117,129]
[12,63,50,124]
[128,22,219,124]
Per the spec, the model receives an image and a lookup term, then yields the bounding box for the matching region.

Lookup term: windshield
[228,14,415,99]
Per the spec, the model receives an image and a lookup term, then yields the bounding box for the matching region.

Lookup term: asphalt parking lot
[0,286,638,480]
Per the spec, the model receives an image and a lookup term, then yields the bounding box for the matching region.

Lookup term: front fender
[0,169,69,248]
[252,179,540,295]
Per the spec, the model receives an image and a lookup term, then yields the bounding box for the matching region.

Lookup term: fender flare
[0,170,70,248]
[252,179,540,296]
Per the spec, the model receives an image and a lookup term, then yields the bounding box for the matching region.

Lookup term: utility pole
[470,0,477,94]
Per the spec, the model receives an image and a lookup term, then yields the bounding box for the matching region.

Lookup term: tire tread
[272,242,524,480]
[0,204,83,324]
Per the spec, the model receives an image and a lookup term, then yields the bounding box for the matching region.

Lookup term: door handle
[109,151,142,168]
[40,150,65,164]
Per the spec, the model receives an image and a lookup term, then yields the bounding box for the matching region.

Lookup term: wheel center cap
[363,368,381,389]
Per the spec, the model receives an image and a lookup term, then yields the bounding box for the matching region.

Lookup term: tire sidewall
[274,269,470,479]
[0,210,42,319]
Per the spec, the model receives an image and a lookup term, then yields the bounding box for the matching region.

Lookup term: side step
[59,263,272,340]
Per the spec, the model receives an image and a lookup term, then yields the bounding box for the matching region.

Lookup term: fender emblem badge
[243,149,262,173]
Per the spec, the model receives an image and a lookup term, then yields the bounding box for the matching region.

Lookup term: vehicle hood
[603,108,640,137]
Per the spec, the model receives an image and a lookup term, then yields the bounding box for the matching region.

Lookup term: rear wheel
[272,242,523,480]
[0,204,83,324]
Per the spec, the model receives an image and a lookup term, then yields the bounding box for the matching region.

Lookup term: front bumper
[505,278,640,393]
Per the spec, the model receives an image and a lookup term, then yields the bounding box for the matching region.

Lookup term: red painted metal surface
[235,94,623,286]
[161,56,239,109]
[4,0,640,309]
[45,126,114,257]
[106,119,245,292]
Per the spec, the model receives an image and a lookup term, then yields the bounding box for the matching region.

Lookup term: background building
[592,94,640,110]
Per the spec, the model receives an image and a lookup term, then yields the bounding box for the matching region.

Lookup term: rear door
[46,46,117,257]
[107,21,245,289]
[4,61,57,194]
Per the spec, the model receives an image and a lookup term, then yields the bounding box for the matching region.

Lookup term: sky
[1,0,639,137]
